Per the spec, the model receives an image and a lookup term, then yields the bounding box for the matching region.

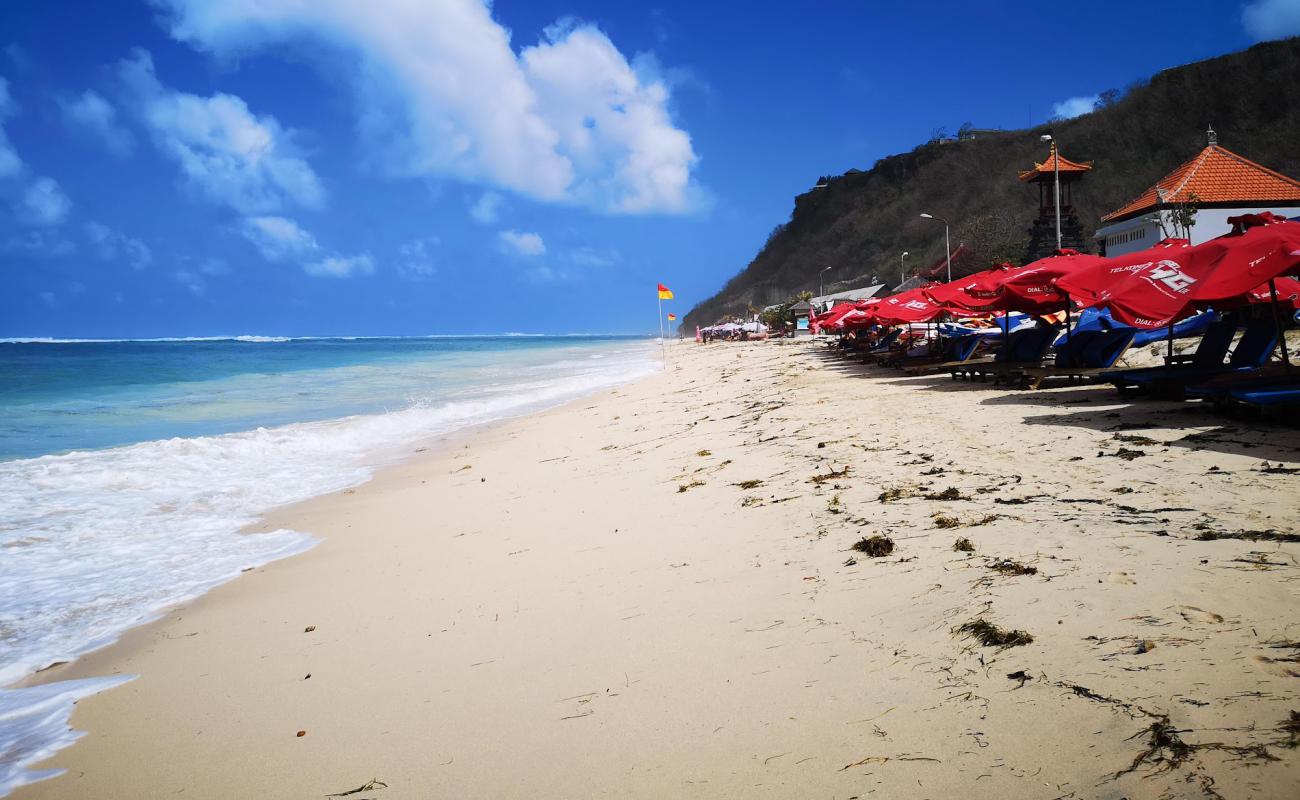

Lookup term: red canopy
[922,267,1011,312]
[870,287,946,324]
[1053,238,1191,304]
[1246,275,1300,310]
[995,249,1105,312]
[815,302,861,331]
[1088,214,1300,328]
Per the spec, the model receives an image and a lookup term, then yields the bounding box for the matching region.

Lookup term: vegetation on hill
[682,37,1300,331]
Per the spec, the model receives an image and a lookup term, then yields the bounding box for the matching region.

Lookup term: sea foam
[0,339,657,794]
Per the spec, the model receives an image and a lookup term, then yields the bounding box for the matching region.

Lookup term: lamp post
[899,251,909,287]
[918,214,951,282]
[1040,133,1062,250]
[819,266,832,299]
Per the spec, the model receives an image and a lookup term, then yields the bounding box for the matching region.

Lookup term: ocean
[0,334,659,795]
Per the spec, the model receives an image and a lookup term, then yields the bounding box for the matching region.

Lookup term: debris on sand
[1100,447,1147,461]
[696,449,712,457]
[953,537,975,552]
[1117,718,1191,776]
[851,535,895,558]
[734,479,763,490]
[987,558,1037,576]
[923,487,967,501]
[1114,433,1159,447]
[1280,711,1300,748]
[677,480,705,493]
[1193,528,1300,543]
[810,465,851,484]
[877,486,911,503]
[932,514,960,529]
[957,618,1033,648]
[327,779,389,797]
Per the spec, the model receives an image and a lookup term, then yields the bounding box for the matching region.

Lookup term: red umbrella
[1053,238,1191,304]
[871,286,946,324]
[995,249,1105,313]
[1246,275,1300,310]
[816,302,861,331]
[1090,214,1300,329]
[922,267,1012,312]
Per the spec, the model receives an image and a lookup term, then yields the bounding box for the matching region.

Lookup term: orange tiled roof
[1017,142,1093,182]
[1101,144,1300,222]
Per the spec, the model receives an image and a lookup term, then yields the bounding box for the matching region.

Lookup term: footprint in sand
[1178,606,1225,625]
[1253,655,1300,678]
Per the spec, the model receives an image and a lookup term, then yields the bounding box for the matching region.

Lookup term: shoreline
[13,339,1300,798]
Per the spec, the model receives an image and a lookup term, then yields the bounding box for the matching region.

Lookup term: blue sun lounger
[1017,328,1138,388]
[1105,315,1279,396]
[1229,384,1300,408]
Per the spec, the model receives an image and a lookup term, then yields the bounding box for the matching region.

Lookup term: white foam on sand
[0,341,657,795]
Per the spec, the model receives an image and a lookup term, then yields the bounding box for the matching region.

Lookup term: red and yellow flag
[657,283,673,300]
[667,313,677,321]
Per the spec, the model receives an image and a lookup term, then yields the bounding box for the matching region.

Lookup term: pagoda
[1019,142,1092,261]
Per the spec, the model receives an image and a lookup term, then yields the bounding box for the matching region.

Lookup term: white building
[1094,130,1300,257]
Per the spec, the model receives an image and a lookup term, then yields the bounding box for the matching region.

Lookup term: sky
[1,0,1297,338]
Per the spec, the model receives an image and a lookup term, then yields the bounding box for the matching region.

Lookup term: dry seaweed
[1117,718,1191,777]
[810,465,851,484]
[932,514,960,529]
[696,449,712,457]
[957,618,1033,648]
[677,480,705,493]
[327,779,389,797]
[1194,528,1300,543]
[987,558,1037,576]
[1114,433,1159,446]
[851,535,895,558]
[953,537,975,552]
[923,487,967,501]
[877,486,910,503]
[734,479,763,490]
[1280,711,1300,748]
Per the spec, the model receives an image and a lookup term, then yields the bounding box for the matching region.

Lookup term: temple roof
[1018,142,1093,183]
[1101,143,1300,222]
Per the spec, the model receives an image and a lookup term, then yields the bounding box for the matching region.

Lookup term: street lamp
[899,251,909,286]
[819,266,832,299]
[1040,133,1062,251]
[918,213,951,282]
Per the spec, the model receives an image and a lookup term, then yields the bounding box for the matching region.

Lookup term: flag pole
[658,295,667,369]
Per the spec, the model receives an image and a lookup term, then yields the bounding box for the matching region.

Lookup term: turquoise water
[0,335,653,460]
[0,334,658,795]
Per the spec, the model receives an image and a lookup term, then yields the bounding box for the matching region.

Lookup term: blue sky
[1,0,1296,337]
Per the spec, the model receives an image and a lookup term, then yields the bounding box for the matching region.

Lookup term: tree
[1160,191,1200,239]
[1094,88,1121,110]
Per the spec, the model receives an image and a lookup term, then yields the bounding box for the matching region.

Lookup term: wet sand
[17,338,1300,798]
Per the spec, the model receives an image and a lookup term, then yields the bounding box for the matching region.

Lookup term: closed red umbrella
[1053,238,1191,304]
[1090,214,1300,329]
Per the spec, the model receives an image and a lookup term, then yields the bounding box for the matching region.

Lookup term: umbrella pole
[1269,278,1292,367]
[1166,323,1174,363]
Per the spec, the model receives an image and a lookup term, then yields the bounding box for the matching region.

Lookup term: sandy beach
[16,338,1300,799]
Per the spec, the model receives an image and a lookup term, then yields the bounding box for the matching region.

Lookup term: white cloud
[14,176,71,226]
[0,76,21,178]
[499,229,545,256]
[4,229,76,257]
[119,49,324,214]
[175,269,205,295]
[84,221,152,268]
[304,253,375,278]
[469,191,503,224]
[564,246,618,267]
[1243,0,1300,40]
[153,0,701,214]
[397,237,438,278]
[60,90,134,156]
[237,214,319,261]
[1051,95,1100,121]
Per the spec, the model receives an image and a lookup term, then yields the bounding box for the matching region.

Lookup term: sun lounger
[951,326,1058,382]
[1228,383,1300,408]
[1017,328,1138,389]
[1107,315,1278,397]
[898,334,982,373]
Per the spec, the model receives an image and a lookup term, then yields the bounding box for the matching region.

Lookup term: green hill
[681,37,1300,332]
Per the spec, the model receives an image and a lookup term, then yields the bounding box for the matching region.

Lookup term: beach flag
[667,313,677,321]
[657,283,674,300]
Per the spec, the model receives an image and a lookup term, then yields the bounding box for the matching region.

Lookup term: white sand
[16,339,1300,798]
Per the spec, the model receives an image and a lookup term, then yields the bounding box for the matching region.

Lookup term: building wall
[1096,205,1299,256]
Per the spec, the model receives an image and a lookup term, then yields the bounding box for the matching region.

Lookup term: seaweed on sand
[810,465,851,484]
[957,618,1033,648]
[734,479,763,489]
[677,480,705,493]
[953,538,975,552]
[1117,718,1191,776]
[933,514,960,529]
[1280,711,1300,748]
[987,558,1037,576]
[851,535,895,558]
[923,487,967,501]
